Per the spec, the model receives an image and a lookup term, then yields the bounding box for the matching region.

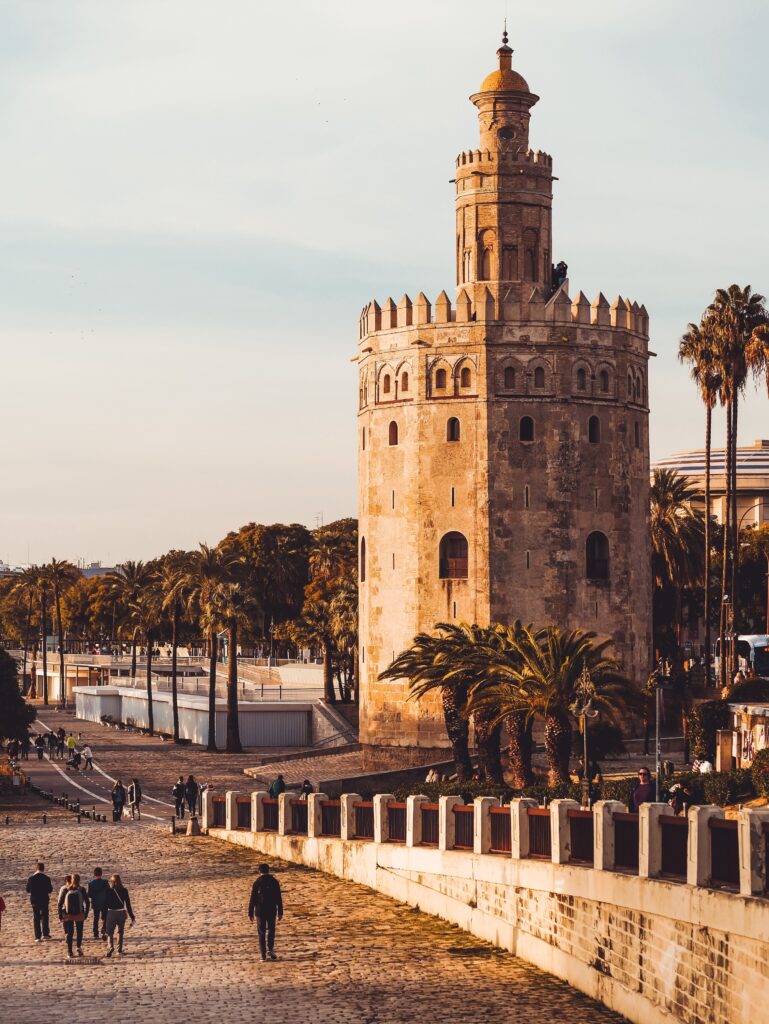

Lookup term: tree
[107,562,152,679]
[158,551,192,743]
[0,650,35,742]
[129,574,162,737]
[45,559,80,707]
[9,568,40,696]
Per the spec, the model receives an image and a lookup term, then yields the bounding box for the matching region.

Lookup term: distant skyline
[1,1,768,565]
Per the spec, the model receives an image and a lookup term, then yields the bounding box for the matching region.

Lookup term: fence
[353,801,374,840]
[613,812,639,872]
[710,818,739,888]
[290,800,308,835]
[420,803,439,846]
[660,815,688,878]
[211,796,226,828]
[527,806,552,857]
[236,797,251,830]
[387,802,406,843]
[263,798,278,832]
[489,806,511,853]
[320,800,341,837]
[453,805,475,850]
[568,809,593,863]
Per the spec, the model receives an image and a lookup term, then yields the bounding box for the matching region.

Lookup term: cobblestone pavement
[0,819,627,1024]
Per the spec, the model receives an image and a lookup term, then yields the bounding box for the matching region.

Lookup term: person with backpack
[56,728,66,760]
[58,874,90,959]
[87,867,110,941]
[104,874,136,957]
[127,778,142,820]
[25,862,53,942]
[34,735,45,760]
[185,774,199,817]
[111,780,127,822]
[46,732,57,758]
[172,776,186,819]
[268,774,285,799]
[248,864,284,962]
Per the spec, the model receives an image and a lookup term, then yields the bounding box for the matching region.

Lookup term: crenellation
[396,294,412,328]
[413,291,431,325]
[591,292,611,327]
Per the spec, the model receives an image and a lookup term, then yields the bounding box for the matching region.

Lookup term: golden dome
[479,67,530,93]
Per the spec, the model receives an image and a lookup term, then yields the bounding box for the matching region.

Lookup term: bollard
[77,813,82,824]
[171,816,176,835]
[42,814,47,824]
[4,815,9,825]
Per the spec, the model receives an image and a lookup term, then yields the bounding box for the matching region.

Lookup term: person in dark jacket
[128,778,142,820]
[87,867,110,940]
[300,779,314,800]
[34,735,45,760]
[25,862,53,941]
[172,776,186,818]
[268,774,285,799]
[112,780,127,822]
[185,775,199,817]
[248,864,284,962]
[57,873,90,959]
[104,874,136,957]
[631,768,655,812]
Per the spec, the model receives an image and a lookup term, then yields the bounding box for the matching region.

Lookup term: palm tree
[215,578,260,754]
[46,559,79,707]
[328,576,358,702]
[129,578,162,736]
[10,567,40,697]
[107,561,151,679]
[679,317,721,673]
[469,626,638,786]
[158,551,191,743]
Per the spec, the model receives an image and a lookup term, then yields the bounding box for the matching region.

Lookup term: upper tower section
[456,29,554,317]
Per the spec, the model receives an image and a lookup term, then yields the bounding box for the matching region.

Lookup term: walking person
[25,862,53,942]
[172,776,186,819]
[185,774,199,817]
[56,727,66,760]
[81,744,94,770]
[248,864,283,962]
[104,874,136,958]
[127,778,142,820]
[58,874,90,959]
[111,779,127,822]
[87,867,110,941]
[631,768,655,812]
[20,733,31,760]
[65,733,77,757]
[34,734,45,761]
[46,731,57,758]
[268,774,285,799]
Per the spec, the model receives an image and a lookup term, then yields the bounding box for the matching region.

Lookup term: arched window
[586,532,609,580]
[519,416,534,442]
[588,416,601,444]
[460,366,471,388]
[360,537,366,583]
[634,421,641,448]
[599,369,609,393]
[388,421,398,446]
[533,366,545,389]
[627,373,633,397]
[447,417,460,442]
[435,368,447,390]
[439,531,468,579]
[577,368,587,391]
[524,248,536,281]
[401,371,409,392]
[383,374,391,395]
[504,366,515,389]
[480,247,492,281]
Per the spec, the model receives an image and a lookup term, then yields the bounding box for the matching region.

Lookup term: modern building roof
[653,439,769,477]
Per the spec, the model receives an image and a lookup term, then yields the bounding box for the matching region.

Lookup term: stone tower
[356,32,652,763]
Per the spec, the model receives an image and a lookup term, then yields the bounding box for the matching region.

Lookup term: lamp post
[570,664,598,808]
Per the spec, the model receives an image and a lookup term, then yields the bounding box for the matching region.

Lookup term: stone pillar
[593,800,626,871]
[738,807,769,896]
[473,796,499,855]
[638,802,674,878]
[278,792,293,836]
[550,799,580,864]
[373,793,395,843]
[510,798,537,859]
[225,791,240,832]
[438,795,464,851]
[251,791,269,832]
[687,805,722,887]
[341,793,362,841]
[201,788,213,831]
[307,793,328,838]
[406,794,428,848]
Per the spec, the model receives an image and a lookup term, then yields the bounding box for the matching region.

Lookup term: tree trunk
[55,583,66,708]
[322,640,335,703]
[730,392,739,674]
[704,403,712,678]
[543,713,572,787]
[145,632,154,736]
[473,708,504,784]
[29,640,38,700]
[207,627,218,752]
[22,592,32,694]
[171,601,180,743]
[226,619,243,754]
[441,687,472,782]
[41,589,48,706]
[131,628,138,680]
[719,398,732,691]
[504,710,533,789]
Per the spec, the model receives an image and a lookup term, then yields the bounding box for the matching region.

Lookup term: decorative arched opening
[383,374,391,395]
[599,369,609,393]
[447,417,461,442]
[627,373,633,397]
[360,537,366,583]
[504,366,516,389]
[460,366,472,388]
[519,416,534,442]
[435,368,447,390]
[401,371,409,392]
[586,532,609,580]
[478,229,495,281]
[524,249,536,281]
[577,368,587,391]
[634,421,641,449]
[588,416,601,444]
[439,532,468,579]
[533,366,545,389]
[388,421,399,446]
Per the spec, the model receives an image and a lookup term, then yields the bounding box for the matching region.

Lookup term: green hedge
[751,748,769,798]
[687,700,730,761]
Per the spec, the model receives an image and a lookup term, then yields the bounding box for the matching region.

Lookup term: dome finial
[502,19,508,47]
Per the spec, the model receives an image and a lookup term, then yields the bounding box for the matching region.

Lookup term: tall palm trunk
[40,589,49,706]
[29,641,38,699]
[226,619,243,753]
[54,583,66,708]
[322,639,335,703]
[543,712,572,787]
[207,627,218,751]
[441,687,472,782]
[130,627,139,680]
[21,592,32,694]
[719,401,732,690]
[730,392,739,674]
[704,403,712,678]
[504,711,533,789]
[171,600,180,743]
[145,632,154,736]
[473,708,504,784]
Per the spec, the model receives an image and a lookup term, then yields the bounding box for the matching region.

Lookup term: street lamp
[570,664,599,808]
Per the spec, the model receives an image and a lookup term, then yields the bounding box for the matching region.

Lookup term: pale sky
[1,1,768,565]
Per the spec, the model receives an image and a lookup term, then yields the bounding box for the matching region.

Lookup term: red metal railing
[453,805,475,850]
[353,800,374,839]
[526,807,551,858]
[290,799,308,834]
[211,796,226,828]
[567,809,593,863]
[235,796,251,831]
[613,812,639,872]
[660,815,688,878]
[421,803,439,846]
[320,799,341,836]
[387,801,406,842]
[489,806,511,853]
[709,818,739,888]
[263,797,278,832]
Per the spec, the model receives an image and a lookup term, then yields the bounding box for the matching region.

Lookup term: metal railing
[290,800,308,835]
[660,815,688,878]
[320,800,341,836]
[567,809,594,863]
[489,806,511,853]
[420,803,439,846]
[613,812,639,872]
[387,802,406,842]
[211,796,226,828]
[236,797,251,830]
[453,805,475,850]
[526,807,552,858]
[263,798,279,832]
[710,818,739,888]
[353,801,374,840]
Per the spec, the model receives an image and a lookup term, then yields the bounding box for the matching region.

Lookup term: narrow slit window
[525,550,530,569]
[524,485,530,509]
[451,486,455,508]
